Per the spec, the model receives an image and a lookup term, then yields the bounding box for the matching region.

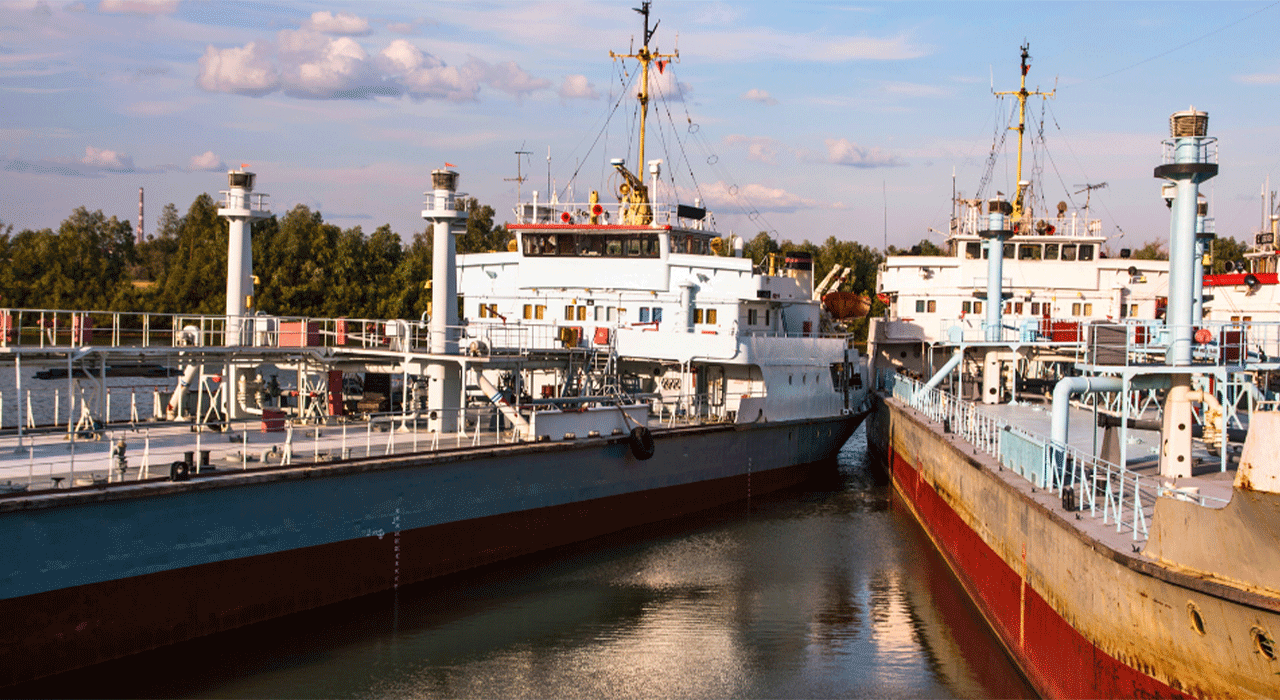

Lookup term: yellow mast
[609,1,678,223]
[994,43,1054,224]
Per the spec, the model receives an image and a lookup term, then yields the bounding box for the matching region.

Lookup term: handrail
[884,372,1230,543]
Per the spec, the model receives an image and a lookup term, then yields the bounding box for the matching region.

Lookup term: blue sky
[3,0,1279,253]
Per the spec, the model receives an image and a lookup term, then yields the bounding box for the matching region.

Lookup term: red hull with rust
[874,435,1193,698]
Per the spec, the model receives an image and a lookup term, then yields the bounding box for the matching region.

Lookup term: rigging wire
[1074,1,1280,86]
[555,66,638,204]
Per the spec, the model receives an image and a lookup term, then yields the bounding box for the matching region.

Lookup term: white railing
[513,199,710,229]
[884,372,1230,543]
[0,403,540,492]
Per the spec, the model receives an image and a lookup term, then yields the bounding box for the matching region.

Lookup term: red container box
[279,320,321,347]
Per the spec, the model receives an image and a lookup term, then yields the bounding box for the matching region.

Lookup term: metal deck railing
[883,371,1230,543]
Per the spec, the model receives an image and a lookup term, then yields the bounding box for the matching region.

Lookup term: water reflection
[9,428,1034,699]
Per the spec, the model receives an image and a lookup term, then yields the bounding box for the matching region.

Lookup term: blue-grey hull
[0,413,863,686]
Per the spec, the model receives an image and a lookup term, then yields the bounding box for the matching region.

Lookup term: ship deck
[882,374,1245,558]
[0,410,680,497]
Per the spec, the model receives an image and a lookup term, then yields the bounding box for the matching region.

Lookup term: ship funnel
[783,251,814,294]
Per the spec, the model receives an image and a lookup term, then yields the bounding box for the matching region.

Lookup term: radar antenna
[1073,182,1108,220]
[504,149,532,204]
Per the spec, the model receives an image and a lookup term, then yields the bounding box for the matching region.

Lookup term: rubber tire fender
[170,461,190,482]
[628,426,655,461]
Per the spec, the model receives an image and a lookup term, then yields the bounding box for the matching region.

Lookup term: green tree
[742,231,779,268]
[456,198,512,254]
[132,202,182,282]
[153,194,227,315]
[1210,236,1248,274]
[388,230,433,319]
[5,208,136,310]
[886,238,946,256]
[1131,240,1167,260]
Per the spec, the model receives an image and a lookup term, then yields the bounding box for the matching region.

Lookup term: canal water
[11,426,1035,699]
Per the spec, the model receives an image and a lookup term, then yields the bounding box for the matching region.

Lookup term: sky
[3,0,1280,254]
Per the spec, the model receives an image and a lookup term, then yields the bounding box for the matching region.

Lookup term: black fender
[628,426,655,461]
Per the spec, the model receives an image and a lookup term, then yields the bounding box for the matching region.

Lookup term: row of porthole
[788,374,815,385]
[1186,601,1276,661]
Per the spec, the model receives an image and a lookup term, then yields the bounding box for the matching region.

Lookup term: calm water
[11,426,1035,699]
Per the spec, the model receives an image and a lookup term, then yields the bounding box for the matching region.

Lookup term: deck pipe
[980,197,1014,342]
[1050,375,1123,449]
[916,350,963,400]
[422,169,468,433]
[474,370,531,438]
[1193,199,1210,322]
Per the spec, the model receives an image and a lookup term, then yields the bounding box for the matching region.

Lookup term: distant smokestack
[137,187,144,244]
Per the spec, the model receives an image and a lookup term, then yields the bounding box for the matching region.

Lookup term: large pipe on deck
[916,350,963,398]
[1050,375,1123,448]
[474,371,531,438]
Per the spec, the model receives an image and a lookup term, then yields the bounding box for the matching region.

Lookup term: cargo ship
[868,46,1280,698]
[0,4,868,687]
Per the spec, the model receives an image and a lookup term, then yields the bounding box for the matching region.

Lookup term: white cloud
[379,40,478,101]
[306,11,371,36]
[81,145,133,170]
[1235,73,1280,85]
[470,57,550,98]
[741,88,778,105]
[189,151,225,171]
[197,42,279,96]
[279,30,382,98]
[824,138,902,168]
[387,22,416,35]
[195,34,549,102]
[98,0,177,14]
[700,181,819,213]
[725,134,781,165]
[559,74,598,100]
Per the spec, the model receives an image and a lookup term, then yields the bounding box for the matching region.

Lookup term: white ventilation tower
[422,168,468,433]
[217,169,271,419]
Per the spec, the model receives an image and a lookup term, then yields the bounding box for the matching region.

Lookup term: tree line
[0,194,509,321]
[0,194,1249,335]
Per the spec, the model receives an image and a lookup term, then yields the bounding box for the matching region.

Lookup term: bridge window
[1078,244,1094,261]
[1044,243,1060,260]
[1018,244,1041,260]
[966,242,981,259]
[523,232,660,258]
[1062,244,1078,262]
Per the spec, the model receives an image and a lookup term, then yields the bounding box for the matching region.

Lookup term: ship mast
[994,43,1054,223]
[609,1,678,224]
